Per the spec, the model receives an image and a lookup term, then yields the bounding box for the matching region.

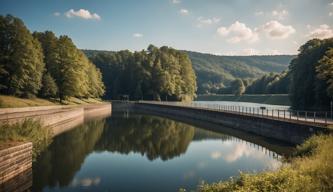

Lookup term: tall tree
[316,48,333,97]
[0,15,44,97]
[40,73,58,98]
[289,38,333,110]
[88,45,197,101]
[230,79,245,96]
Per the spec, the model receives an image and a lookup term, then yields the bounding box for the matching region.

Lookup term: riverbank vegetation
[85,46,197,101]
[0,15,105,102]
[0,119,52,160]
[198,134,333,192]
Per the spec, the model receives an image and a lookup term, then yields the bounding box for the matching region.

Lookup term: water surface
[194,101,289,110]
[32,113,287,192]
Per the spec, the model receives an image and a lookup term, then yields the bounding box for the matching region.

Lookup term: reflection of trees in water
[32,119,106,192]
[31,114,233,191]
[95,115,195,161]
[193,128,231,141]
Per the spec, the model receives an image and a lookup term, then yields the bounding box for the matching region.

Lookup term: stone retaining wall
[0,142,32,187]
[0,103,112,136]
[0,103,112,187]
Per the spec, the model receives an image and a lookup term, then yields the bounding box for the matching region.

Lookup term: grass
[0,95,104,108]
[0,95,58,108]
[0,119,53,160]
[196,94,291,106]
[198,134,333,192]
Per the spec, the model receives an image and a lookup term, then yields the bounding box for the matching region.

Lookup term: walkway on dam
[138,101,333,128]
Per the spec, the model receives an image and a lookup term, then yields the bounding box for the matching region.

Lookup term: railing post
[278,110,279,119]
[314,112,316,123]
[283,110,286,119]
[297,111,299,120]
[325,112,328,124]
[305,111,307,121]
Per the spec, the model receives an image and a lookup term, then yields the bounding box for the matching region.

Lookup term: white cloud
[260,20,295,39]
[133,33,143,38]
[217,21,259,43]
[307,24,333,39]
[71,177,101,187]
[53,12,61,17]
[172,0,181,4]
[197,17,220,27]
[224,48,282,56]
[180,9,189,16]
[330,12,333,16]
[255,11,264,16]
[210,151,222,159]
[65,9,101,20]
[272,9,288,20]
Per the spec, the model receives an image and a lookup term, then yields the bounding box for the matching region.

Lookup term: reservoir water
[32,112,292,192]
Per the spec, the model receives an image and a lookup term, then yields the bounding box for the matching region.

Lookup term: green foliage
[316,48,333,97]
[186,51,294,94]
[198,134,333,192]
[0,119,53,160]
[230,78,245,96]
[0,15,44,97]
[40,73,58,98]
[0,15,105,101]
[86,45,197,101]
[290,38,333,110]
[246,71,290,94]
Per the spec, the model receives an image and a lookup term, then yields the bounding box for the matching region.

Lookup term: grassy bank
[0,95,103,108]
[198,134,333,192]
[196,94,291,106]
[0,119,52,160]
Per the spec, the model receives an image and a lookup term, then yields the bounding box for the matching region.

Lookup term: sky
[1,0,333,55]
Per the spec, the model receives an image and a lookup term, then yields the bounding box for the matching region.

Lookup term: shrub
[198,134,333,192]
[0,119,53,160]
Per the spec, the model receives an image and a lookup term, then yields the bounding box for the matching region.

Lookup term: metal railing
[138,101,332,126]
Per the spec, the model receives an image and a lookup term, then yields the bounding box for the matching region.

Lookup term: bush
[0,119,53,160]
[198,134,333,192]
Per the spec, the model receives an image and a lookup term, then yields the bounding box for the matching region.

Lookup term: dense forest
[290,38,333,110]
[85,46,197,101]
[0,15,105,101]
[186,51,294,94]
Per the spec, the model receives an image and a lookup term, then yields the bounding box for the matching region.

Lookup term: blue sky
[1,0,333,55]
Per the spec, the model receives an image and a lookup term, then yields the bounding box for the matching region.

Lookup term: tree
[0,15,44,97]
[40,73,58,98]
[290,38,333,110]
[230,79,245,96]
[316,48,333,97]
[87,45,197,101]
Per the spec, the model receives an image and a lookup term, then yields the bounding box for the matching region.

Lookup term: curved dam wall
[116,102,329,145]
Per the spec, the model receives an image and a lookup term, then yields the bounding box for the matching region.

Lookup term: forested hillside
[85,45,197,101]
[186,51,295,94]
[85,50,294,95]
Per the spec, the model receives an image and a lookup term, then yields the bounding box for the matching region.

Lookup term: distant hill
[83,49,295,94]
[185,51,295,93]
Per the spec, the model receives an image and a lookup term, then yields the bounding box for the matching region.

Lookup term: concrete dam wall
[115,102,330,145]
